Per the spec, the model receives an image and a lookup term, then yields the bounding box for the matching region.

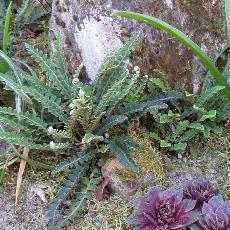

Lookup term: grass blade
[225,0,230,45]
[0,1,12,73]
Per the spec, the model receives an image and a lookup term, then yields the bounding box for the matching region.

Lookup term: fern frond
[30,5,50,23]
[49,141,70,150]
[106,69,140,115]
[54,177,100,230]
[48,166,89,230]
[0,73,30,101]
[15,86,68,123]
[179,129,199,142]
[0,107,47,131]
[15,0,33,30]
[115,91,184,116]
[217,101,230,121]
[94,33,139,101]
[53,34,70,79]
[0,131,52,149]
[0,114,34,131]
[108,136,139,172]
[12,141,51,150]
[0,132,32,141]
[195,86,225,107]
[48,126,71,139]
[91,70,139,127]
[95,115,128,135]
[52,150,94,175]
[115,100,168,116]
[25,44,72,98]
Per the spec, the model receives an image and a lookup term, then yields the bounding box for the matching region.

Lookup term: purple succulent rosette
[184,177,217,209]
[131,188,199,230]
[198,196,230,230]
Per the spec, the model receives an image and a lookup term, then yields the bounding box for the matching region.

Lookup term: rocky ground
[0,179,47,230]
[0,133,229,230]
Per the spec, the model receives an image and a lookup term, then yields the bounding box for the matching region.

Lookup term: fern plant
[148,78,230,153]
[14,0,51,32]
[0,33,184,229]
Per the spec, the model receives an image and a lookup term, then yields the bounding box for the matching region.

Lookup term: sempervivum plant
[184,177,217,209]
[198,196,230,230]
[130,188,199,230]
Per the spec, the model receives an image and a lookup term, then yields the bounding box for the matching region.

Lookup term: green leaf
[25,44,72,98]
[0,107,47,131]
[48,167,89,230]
[172,143,187,151]
[149,132,161,141]
[112,11,230,100]
[0,132,31,141]
[225,0,230,45]
[115,91,184,116]
[151,77,168,92]
[15,86,68,123]
[52,150,94,175]
[53,33,70,79]
[160,114,173,124]
[0,114,34,131]
[160,140,172,148]
[217,102,230,120]
[0,1,12,73]
[195,86,225,107]
[108,136,139,172]
[82,133,104,144]
[94,33,139,101]
[95,115,128,135]
[200,110,216,122]
[171,120,189,139]
[189,122,204,131]
[53,177,100,230]
[179,129,199,142]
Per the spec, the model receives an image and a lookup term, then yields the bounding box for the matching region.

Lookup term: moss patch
[115,134,166,182]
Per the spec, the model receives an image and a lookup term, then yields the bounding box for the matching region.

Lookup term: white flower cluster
[72,64,83,85]
[49,141,56,149]
[134,65,141,73]
[48,126,54,134]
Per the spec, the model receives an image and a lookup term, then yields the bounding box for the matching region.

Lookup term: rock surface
[49,0,226,90]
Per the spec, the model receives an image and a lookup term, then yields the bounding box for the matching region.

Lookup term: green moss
[75,195,132,229]
[115,134,166,182]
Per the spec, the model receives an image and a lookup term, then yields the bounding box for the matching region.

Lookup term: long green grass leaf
[0,1,12,73]
[225,0,230,45]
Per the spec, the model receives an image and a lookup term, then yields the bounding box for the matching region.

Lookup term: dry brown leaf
[15,147,29,206]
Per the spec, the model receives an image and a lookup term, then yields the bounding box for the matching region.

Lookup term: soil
[0,176,48,230]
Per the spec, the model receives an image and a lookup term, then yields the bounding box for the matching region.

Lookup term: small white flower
[48,126,54,134]
[104,133,109,138]
[70,108,76,116]
[69,102,75,109]
[78,89,85,98]
[50,141,56,149]
[72,77,79,84]
[134,66,140,72]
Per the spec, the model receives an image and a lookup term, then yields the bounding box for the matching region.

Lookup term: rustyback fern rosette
[0,33,185,230]
[184,177,217,209]
[130,188,199,230]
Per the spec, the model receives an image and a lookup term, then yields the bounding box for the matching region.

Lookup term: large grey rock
[49,0,226,90]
